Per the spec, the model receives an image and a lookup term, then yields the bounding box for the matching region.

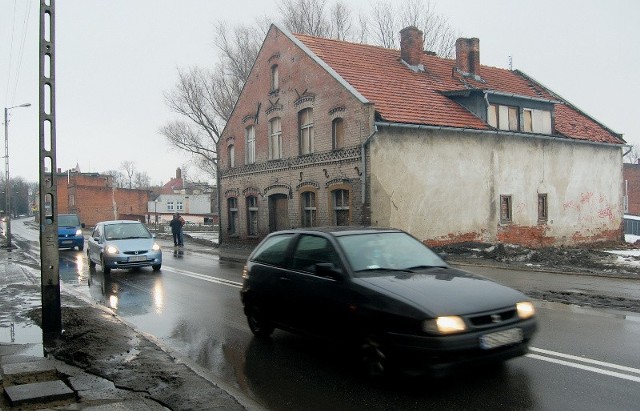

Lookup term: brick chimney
[455,37,480,75]
[176,168,182,179]
[400,26,424,67]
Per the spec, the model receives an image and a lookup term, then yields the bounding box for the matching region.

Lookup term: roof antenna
[508,55,513,71]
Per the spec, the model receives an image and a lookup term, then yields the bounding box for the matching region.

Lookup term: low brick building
[56,171,149,227]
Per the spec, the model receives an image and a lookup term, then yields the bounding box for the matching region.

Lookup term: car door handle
[279,276,291,281]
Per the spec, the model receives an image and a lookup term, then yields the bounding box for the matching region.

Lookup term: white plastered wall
[369,127,623,245]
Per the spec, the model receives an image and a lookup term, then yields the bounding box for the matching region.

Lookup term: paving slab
[1,359,57,385]
[3,379,75,406]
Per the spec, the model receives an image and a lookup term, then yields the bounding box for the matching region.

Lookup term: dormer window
[488,104,552,134]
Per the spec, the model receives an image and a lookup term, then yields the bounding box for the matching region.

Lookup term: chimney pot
[400,26,424,67]
[455,37,480,75]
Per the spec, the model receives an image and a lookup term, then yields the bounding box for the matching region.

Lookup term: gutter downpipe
[361,125,378,204]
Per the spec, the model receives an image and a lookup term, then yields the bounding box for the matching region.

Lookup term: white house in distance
[147,168,218,226]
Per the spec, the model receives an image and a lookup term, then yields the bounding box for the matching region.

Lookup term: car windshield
[58,215,80,226]
[337,232,446,276]
[104,223,151,240]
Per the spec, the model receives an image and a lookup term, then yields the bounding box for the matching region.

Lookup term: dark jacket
[169,217,182,233]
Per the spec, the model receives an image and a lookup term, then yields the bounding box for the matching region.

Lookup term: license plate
[128,255,146,262]
[62,240,72,244]
[479,328,523,349]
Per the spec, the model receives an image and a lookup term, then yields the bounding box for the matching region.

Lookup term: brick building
[56,171,149,227]
[623,162,640,216]
[218,23,625,248]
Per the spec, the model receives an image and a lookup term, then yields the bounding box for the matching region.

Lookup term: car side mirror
[81,223,86,228]
[315,263,343,280]
[152,233,156,239]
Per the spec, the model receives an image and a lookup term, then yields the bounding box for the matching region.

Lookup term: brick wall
[623,163,640,215]
[56,173,149,227]
[219,25,375,243]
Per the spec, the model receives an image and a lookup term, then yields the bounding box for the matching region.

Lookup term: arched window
[247,195,259,236]
[332,118,344,150]
[298,108,314,155]
[269,117,282,160]
[301,191,316,227]
[271,64,279,92]
[245,125,256,164]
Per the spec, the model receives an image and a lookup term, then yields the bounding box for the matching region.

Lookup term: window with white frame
[269,117,282,160]
[228,198,238,235]
[176,201,183,211]
[333,189,350,226]
[247,196,258,236]
[167,201,174,211]
[301,191,316,227]
[271,64,279,92]
[299,108,314,155]
[245,125,256,164]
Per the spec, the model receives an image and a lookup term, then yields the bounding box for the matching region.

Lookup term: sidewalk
[0,247,260,410]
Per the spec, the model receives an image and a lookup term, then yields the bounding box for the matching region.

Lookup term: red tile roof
[294,33,623,145]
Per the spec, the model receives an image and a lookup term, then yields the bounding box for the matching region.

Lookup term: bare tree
[121,161,136,189]
[162,0,458,177]
[624,145,640,164]
[133,171,151,190]
[103,170,126,188]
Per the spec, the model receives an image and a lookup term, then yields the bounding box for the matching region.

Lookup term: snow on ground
[185,231,219,245]
[603,234,640,268]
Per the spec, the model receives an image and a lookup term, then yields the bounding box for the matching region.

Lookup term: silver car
[87,220,162,274]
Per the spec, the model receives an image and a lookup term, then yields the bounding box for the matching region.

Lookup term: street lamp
[4,103,31,249]
[154,199,159,231]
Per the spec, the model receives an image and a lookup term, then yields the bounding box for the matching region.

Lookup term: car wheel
[101,255,111,275]
[152,264,161,271]
[360,335,388,378]
[246,303,274,338]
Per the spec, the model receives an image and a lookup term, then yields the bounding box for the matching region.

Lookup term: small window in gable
[269,117,282,160]
[538,193,548,222]
[245,125,256,165]
[332,118,344,150]
[299,108,314,155]
[228,144,235,168]
[271,65,279,92]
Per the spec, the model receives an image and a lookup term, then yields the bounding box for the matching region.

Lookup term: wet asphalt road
[11,219,640,410]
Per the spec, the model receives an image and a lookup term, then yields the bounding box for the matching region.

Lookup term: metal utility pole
[4,103,31,249]
[39,0,61,335]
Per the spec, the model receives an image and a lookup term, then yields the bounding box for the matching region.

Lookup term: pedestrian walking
[169,213,183,246]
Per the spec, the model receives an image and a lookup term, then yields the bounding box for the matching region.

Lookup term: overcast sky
[2,0,638,186]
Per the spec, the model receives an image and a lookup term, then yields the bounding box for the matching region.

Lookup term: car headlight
[152,243,160,251]
[242,265,249,279]
[517,301,535,319]
[105,245,119,255]
[75,229,83,236]
[423,316,467,335]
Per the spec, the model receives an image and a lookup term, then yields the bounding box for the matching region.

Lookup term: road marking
[161,266,243,288]
[527,347,640,383]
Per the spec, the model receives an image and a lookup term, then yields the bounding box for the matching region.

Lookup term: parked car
[87,220,162,274]
[58,213,85,250]
[240,227,537,377]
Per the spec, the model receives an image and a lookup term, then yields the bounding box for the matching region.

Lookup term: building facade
[218,24,625,248]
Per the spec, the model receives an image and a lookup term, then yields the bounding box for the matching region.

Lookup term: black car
[240,227,537,377]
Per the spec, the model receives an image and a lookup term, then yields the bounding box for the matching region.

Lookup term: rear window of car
[104,223,151,240]
[58,215,80,226]
[252,234,294,266]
